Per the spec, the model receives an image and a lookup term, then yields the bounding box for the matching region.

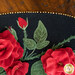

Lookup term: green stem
[23,30,27,58]
[28,49,36,57]
[52,35,75,50]
[24,30,27,38]
[23,52,45,61]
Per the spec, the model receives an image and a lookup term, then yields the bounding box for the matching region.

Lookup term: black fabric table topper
[0,13,75,75]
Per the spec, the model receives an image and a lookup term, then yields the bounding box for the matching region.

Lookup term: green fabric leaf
[8,27,18,40]
[37,41,50,49]
[31,60,47,75]
[0,71,6,75]
[0,67,6,75]
[23,38,36,50]
[34,20,48,43]
[0,67,4,73]
[73,50,75,53]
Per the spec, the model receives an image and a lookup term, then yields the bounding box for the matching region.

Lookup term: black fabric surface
[0,13,75,75]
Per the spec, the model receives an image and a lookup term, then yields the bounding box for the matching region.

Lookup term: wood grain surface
[0,0,75,16]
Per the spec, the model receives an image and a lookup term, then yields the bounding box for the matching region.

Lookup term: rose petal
[6,68,11,75]
[22,62,29,74]
[65,47,74,59]
[46,58,56,75]
[0,55,14,69]
[0,30,16,45]
[0,39,14,60]
[15,70,24,75]
[12,42,24,59]
[51,48,69,65]
[41,49,53,70]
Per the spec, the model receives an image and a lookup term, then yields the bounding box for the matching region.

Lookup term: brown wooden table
[0,0,75,16]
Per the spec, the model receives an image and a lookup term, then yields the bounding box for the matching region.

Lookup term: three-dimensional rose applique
[0,30,24,69]
[41,47,75,75]
[6,61,29,75]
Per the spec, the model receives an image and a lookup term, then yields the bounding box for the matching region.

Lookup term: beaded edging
[0,11,75,19]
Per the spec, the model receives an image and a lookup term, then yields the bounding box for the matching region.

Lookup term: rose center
[64,64,74,74]
[58,62,63,66]
[16,68,18,70]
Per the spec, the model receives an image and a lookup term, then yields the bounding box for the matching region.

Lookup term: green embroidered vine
[52,36,75,50]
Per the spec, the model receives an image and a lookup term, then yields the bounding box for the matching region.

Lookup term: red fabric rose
[6,61,29,75]
[0,30,24,69]
[18,17,27,29]
[41,47,75,75]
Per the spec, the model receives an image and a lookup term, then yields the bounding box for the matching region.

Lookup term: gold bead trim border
[0,11,75,19]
